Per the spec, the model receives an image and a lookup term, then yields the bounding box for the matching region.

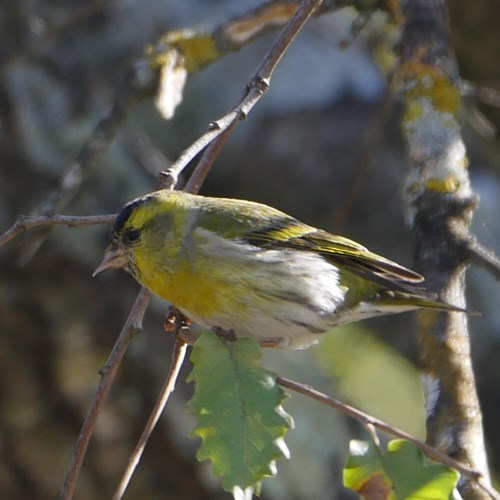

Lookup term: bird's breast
[132,229,347,345]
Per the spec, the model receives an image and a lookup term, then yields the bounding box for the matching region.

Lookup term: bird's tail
[374,290,479,315]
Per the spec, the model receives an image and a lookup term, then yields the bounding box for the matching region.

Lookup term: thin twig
[160,0,325,190]
[339,6,377,49]
[110,2,325,494]
[462,81,500,109]
[109,2,326,495]
[60,288,151,500]
[183,119,240,194]
[365,422,381,447]
[0,214,116,248]
[20,59,158,264]
[113,337,189,499]
[277,377,500,500]
[465,238,500,281]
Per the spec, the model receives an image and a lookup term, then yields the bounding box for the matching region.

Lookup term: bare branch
[59,2,328,496]
[20,60,158,264]
[161,0,325,190]
[463,81,500,109]
[0,214,116,248]
[60,288,151,500]
[113,337,189,499]
[183,112,242,195]
[466,238,500,280]
[277,377,500,500]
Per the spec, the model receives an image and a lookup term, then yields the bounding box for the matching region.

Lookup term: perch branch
[0,214,116,248]
[113,335,189,499]
[160,0,325,190]
[277,377,500,500]
[183,118,240,194]
[60,288,151,500]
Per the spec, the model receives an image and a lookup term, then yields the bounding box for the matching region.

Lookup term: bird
[94,190,466,349]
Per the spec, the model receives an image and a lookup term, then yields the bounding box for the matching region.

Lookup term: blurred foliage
[344,439,459,499]
[313,324,425,438]
[0,1,499,498]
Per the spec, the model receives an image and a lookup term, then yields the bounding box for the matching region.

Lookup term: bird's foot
[256,338,288,348]
[212,326,287,348]
[164,307,195,344]
[212,326,237,342]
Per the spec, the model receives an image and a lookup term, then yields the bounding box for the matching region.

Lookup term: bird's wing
[245,222,426,288]
[194,197,424,289]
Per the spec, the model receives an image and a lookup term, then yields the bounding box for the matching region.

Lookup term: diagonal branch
[465,238,500,281]
[277,377,500,500]
[60,2,326,498]
[60,288,151,500]
[161,0,325,191]
[113,336,189,499]
[19,59,158,264]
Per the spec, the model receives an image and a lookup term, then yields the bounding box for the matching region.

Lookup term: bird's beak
[93,244,128,277]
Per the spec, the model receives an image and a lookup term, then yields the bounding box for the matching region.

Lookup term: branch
[19,59,158,264]
[60,288,151,500]
[0,214,115,248]
[147,0,382,74]
[109,2,325,495]
[396,1,490,496]
[465,238,500,281]
[277,377,500,500]
[160,0,325,190]
[58,2,327,497]
[113,336,189,499]
[463,81,500,109]
[183,119,240,194]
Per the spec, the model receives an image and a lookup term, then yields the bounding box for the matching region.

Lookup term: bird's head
[93,191,179,277]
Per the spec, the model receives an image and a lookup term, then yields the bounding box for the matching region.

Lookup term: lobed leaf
[187,331,293,492]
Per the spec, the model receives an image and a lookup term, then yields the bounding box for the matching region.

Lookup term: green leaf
[344,439,391,496]
[344,439,459,499]
[187,331,293,492]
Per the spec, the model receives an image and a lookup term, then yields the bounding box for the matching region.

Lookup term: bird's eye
[124,228,141,243]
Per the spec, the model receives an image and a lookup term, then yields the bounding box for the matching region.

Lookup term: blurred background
[0,1,499,498]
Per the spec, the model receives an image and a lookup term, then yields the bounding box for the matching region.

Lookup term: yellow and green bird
[94,190,465,348]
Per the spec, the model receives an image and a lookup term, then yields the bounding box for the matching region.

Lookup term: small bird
[94,190,465,349]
